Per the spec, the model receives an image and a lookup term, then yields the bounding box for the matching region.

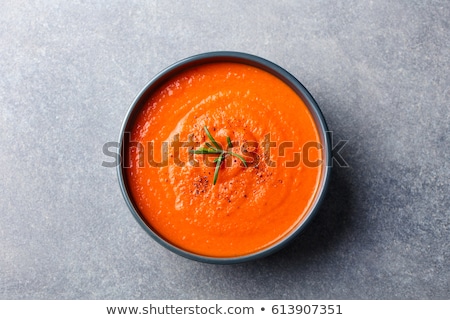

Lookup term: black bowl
[117,51,332,264]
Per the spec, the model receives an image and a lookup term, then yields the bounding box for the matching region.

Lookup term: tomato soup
[120,53,330,261]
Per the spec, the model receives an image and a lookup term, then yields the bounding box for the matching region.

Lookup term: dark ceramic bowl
[117,51,331,264]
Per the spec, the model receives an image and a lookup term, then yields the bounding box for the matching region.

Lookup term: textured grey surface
[1,0,449,299]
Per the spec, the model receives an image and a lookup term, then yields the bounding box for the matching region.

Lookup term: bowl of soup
[118,51,331,263]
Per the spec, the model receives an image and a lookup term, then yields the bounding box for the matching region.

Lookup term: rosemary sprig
[203,126,221,150]
[190,126,247,185]
[226,136,233,149]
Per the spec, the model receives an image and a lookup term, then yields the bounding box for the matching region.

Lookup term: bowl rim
[117,51,332,264]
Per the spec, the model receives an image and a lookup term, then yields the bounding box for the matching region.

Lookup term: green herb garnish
[190,126,247,185]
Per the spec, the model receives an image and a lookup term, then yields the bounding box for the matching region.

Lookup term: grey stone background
[1,0,448,299]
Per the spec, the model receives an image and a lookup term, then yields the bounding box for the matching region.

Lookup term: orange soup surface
[125,62,324,258]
